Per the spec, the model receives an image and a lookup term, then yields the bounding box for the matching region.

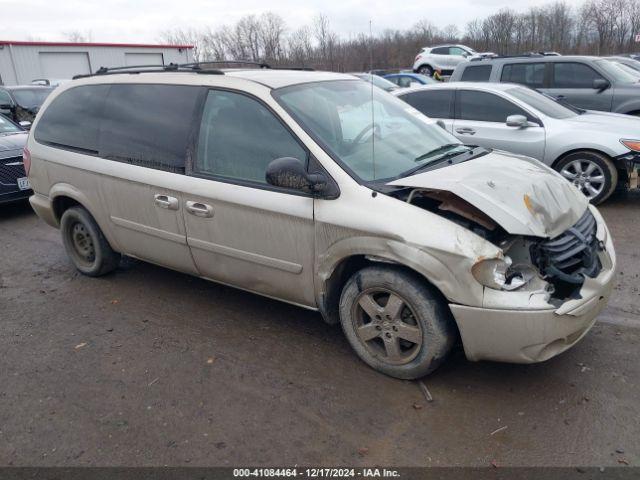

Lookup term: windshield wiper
[414,143,470,163]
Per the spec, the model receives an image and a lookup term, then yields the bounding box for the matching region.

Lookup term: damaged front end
[389,185,604,304]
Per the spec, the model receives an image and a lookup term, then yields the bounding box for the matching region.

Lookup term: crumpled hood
[0,132,28,154]
[388,151,588,238]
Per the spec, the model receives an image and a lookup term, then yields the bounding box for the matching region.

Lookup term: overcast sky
[3,0,584,43]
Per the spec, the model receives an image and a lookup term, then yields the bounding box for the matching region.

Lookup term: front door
[183,89,316,307]
[541,62,614,112]
[453,89,546,160]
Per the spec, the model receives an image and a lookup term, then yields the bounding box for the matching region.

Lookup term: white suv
[26,65,616,379]
[413,44,481,76]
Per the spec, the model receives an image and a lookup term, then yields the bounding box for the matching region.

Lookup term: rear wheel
[417,65,434,77]
[555,151,618,204]
[339,265,455,379]
[60,206,120,276]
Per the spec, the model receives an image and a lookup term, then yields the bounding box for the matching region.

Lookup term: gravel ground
[0,192,638,467]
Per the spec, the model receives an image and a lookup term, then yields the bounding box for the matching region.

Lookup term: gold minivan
[25,66,616,378]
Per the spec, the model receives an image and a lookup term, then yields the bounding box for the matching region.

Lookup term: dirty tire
[339,265,455,379]
[554,151,618,205]
[60,206,120,277]
[417,65,434,77]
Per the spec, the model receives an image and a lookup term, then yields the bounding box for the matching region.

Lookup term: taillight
[23,147,31,176]
[415,54,421,62]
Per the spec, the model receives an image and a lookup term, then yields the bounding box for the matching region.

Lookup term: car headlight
[620,139,640,152]
[471,256,534,291]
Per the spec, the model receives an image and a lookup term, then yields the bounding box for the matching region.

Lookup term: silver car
[393,82,640,204]
[27,67,616,378]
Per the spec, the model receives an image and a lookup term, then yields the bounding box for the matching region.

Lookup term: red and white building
[0,40,194,85]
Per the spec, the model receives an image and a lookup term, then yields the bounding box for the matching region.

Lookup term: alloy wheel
[560,159,605,199]
[351,288,423,365]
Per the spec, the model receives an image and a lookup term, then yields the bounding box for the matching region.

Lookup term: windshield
[613,61,640,75]
[507,86,578,119]
[595,59,640,83]
[353,74,399,92]
[0,115,22,133]
[10,88,52,109]
[273,80,467,181]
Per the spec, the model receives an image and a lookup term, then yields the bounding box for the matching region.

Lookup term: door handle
[455,127,476,135]
[185,201,214,218]
[154,194,179,210]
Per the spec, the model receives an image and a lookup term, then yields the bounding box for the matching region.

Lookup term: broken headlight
[472,256,535,291]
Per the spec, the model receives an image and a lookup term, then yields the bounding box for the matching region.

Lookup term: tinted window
[10,88,52,108]
[448,47,467,56]
[431,47,448,55]
[458,90,528,122]
[501,63,546,88]
[460,65,492,82]
[401,90,453,119]
[551,63,604,88]
[196,90,306,184]
[35,85,109,153]
[99,84,202,173]
[396,76,415,88]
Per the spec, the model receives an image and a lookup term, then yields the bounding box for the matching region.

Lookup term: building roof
[0,40,193,49]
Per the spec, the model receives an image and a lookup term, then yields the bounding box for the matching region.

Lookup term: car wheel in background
[60,206,120,276]
[417,65,434,77]
[339,265,455,379]
[555,151,618,205]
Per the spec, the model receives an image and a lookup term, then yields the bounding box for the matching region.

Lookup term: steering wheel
[352,122,381,145]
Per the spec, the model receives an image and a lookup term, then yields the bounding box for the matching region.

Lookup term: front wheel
[60,206,120,276]
[417,65,434,77]
[339,266,455,379]
[555,151,618,204]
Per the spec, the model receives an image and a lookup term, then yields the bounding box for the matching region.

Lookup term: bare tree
[62,30,93,43]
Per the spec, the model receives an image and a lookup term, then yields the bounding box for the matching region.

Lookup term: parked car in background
[26,67,615,378]
[413,44,492,76]
[0,114,30,204]
[393,82,640,204]
[31,78,70,87]
[384,73,437,88]
[350,73,399,92]
[450,55,640,115]
[605,56,640,73]
[0,85,55,126]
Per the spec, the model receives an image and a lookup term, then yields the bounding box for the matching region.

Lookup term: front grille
[531,209,602,286]
[0,156,26,187]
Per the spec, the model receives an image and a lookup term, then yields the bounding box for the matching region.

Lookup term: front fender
[315,235,485,308]
[612,99,640,115]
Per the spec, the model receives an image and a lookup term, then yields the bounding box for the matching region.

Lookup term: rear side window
[196,90,307,184]
[35,85,109,153]
[99,84,202,173]
[431,47,448,55]
[460,65,492,82]
[551,62,604,88]
[401,90,453,119]
[501,63,546,88]
[458,90,529,123]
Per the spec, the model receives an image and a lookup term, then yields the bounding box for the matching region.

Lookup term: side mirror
[593,78,609,91]
[266,157,327,194]
[436,119,447,130]
[19,121,32,130]
[506,114,529,128]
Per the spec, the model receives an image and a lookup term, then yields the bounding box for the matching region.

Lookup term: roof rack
[72,60,314,79]
[469,53,546,62]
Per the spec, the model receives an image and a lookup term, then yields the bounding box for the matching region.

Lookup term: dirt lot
[1,193,639,468]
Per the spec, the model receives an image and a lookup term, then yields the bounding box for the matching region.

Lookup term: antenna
[369,19,376,180]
